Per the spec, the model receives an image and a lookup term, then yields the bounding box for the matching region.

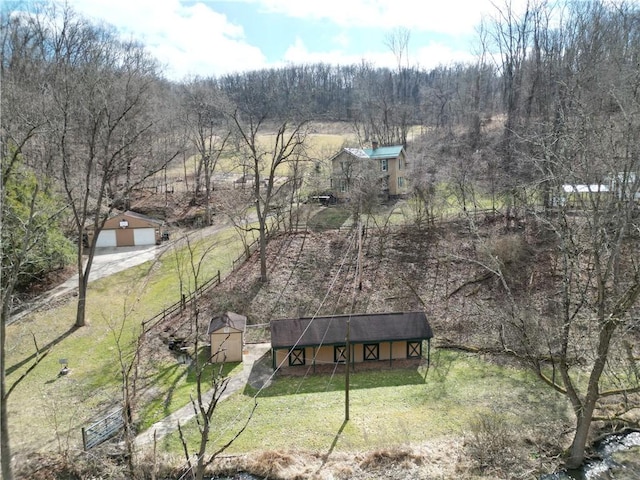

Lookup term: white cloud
[414,43,477,68]
[246,0,520,34]
[68,0,267,79]
[281,37,377,66]
[65,0,523,79]
[282,36,474,70]
[332,32,351,49]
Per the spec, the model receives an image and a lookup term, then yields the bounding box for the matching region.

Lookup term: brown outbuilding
[88,210,164,247]
[270,311,433,371]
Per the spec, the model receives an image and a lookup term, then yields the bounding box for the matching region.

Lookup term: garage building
[89,211,164,247]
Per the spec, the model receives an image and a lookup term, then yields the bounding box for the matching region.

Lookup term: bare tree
[177,334,256,480]
[0,181,53,480]
[467,1,640,469]
[110,312,145,479]
[1,9,74,477]
[173,236,256,480]
[31,4,181,327]
[228,106,310,282]
[384,27,411,73]
[219,187,255,259]
[407,157,438,230]
[351,63,413,148]
[182,78,231,226]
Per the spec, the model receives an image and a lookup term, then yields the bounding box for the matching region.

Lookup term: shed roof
[562,184,609,193]
[208,311,247,334]
[270,311,432,349]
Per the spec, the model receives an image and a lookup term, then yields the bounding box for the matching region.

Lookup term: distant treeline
[211,62,501,129]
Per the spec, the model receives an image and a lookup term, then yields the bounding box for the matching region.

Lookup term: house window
[340,179,348,193]
[407,341,422,358]
[398,158,403,170]
[398,177,405,188]
[289,348,305,366]
[380,159,388,172]
[334,345,347,363]
[363,343,379,361]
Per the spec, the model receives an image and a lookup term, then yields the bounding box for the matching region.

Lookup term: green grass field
[156,349,569,455]
[5,150,563,467]
[307,207,352,230]
[4,226,253,453]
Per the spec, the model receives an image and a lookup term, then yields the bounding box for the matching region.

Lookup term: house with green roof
[330,141,408,201]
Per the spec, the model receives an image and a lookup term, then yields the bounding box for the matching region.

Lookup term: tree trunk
[566,404,596,469]
[195,422,210,480]
[1,303,14,480]
[75,246,89,327]
[75,283,88,328]
[204,177,213,227]
[259,216,268,283]
[565,317,619,468]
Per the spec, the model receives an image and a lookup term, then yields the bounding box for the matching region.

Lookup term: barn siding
[274,341,416,370]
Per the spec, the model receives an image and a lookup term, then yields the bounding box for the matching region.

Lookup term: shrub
[464,412,525,477]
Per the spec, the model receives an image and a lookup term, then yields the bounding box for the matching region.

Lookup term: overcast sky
[21,0,527,81]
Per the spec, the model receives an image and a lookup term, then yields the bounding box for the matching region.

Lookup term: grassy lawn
[138,353,243,431]
[4,225,254,454]
[156,350,570,456]
[307,207,351,230]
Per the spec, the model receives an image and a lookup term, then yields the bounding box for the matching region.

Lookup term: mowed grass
[307,207,351,230]
[156,349,570,455]
[138,352,243,432]
[4,226,253,454]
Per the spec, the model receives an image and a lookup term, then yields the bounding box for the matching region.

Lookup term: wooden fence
[231,236,260,271]
[140,214,290,333]
[142,270,221,332]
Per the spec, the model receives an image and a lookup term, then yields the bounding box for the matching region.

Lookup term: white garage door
[95,229,117,247]
[133,228,156,246]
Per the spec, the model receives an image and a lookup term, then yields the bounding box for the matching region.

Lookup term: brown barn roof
[270,311,432,349]
[208,311,247,334]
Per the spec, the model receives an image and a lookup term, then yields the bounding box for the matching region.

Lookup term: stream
[542,430,640,480]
